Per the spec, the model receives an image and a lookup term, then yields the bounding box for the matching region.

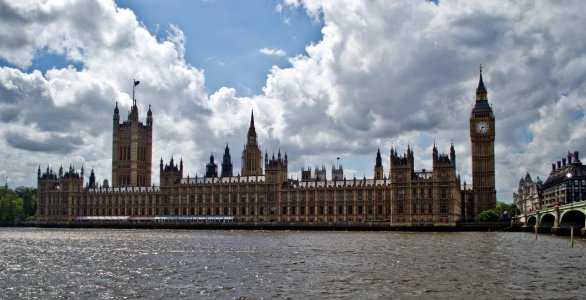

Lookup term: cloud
[1,0,586,205]
[0,0,209,186]
[259,48,287,57]
[266,0,586,199]
[5,131,83,154]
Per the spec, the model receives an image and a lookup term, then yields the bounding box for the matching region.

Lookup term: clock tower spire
[469,65,496,221]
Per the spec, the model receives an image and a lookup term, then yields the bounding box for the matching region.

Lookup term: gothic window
[440,204,448,214]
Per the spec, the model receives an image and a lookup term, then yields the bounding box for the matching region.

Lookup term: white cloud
[259,48,287,57]
[1,0,586,204]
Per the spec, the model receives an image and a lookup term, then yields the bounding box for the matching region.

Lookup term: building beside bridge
[36,69,497,225]
[515,152,586,232]
[513,172,542,214]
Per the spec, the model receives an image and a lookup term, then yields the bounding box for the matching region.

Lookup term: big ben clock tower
[470,66,496,220]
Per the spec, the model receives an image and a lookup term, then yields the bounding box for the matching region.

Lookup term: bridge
[517,201,586,236]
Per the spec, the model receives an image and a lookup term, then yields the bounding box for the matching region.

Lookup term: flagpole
[132,78,135,106]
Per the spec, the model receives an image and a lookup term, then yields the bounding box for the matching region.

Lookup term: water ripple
[0,228,584,299]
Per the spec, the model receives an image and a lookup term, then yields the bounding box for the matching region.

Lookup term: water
[0,228,584,299]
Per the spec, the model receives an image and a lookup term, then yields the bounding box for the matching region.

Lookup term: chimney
[557,161,561,169]
[575,151,580,161]
[552,164,556,172]
[568,154,573,164]
[562,158,566,167]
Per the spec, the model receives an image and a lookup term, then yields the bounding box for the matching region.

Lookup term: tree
[479,209,499,222]
[495,201,519,218]
[15,187,36,219]
[0,188,24,221]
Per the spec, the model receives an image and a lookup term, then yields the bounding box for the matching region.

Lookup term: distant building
[513,172,542,214]
[540,151,586,206]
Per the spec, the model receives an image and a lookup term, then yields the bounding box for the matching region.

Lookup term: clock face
[476,121,489,134]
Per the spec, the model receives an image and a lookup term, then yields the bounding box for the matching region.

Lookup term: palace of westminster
[36,69,497,224]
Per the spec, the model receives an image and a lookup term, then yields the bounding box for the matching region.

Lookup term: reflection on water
[0,228,584,299]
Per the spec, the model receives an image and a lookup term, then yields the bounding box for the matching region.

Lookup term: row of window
[74,202,453,217]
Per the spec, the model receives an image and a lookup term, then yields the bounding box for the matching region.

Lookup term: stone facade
[37,70,497,224]
[540,152,586,206]
[469,67,497,220]
[513,172,541,214]
[111,81,152,187]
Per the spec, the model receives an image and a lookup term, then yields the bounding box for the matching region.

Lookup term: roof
[542,162,586,188]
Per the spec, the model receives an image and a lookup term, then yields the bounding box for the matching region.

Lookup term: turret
[113,101,120,124]
[89,169,96,188]
[221,144,233,177]
[147,104,153,127]
[160,156,182,186]
[205,154,218,178]
[450,143,456,165]
[266,149,288,184]
[374,147,384,180]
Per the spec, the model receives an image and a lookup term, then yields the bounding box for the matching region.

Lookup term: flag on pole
[134,80,140,86]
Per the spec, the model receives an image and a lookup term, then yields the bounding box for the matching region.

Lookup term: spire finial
[132,79,140,107]
[476,65,487,100]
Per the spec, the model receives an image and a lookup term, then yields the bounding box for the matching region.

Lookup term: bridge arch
[540,213,556,228]
[559,210,585,228]
[527,216,537,227]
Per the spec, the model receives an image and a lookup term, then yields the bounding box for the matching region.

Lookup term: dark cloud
[6,131,83,154]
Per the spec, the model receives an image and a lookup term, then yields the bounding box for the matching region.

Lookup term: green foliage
[15,186,37,219]
[479,209,500,222]
[495,201,519,216]
[0,187,24,221]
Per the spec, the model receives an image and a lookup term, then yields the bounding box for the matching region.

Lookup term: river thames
[0,228,583,299]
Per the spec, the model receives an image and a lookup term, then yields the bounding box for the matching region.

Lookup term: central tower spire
[247,110,258,146]
[241,110,263,176]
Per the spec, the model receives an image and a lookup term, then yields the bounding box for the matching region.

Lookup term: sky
[1,0,586,203]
